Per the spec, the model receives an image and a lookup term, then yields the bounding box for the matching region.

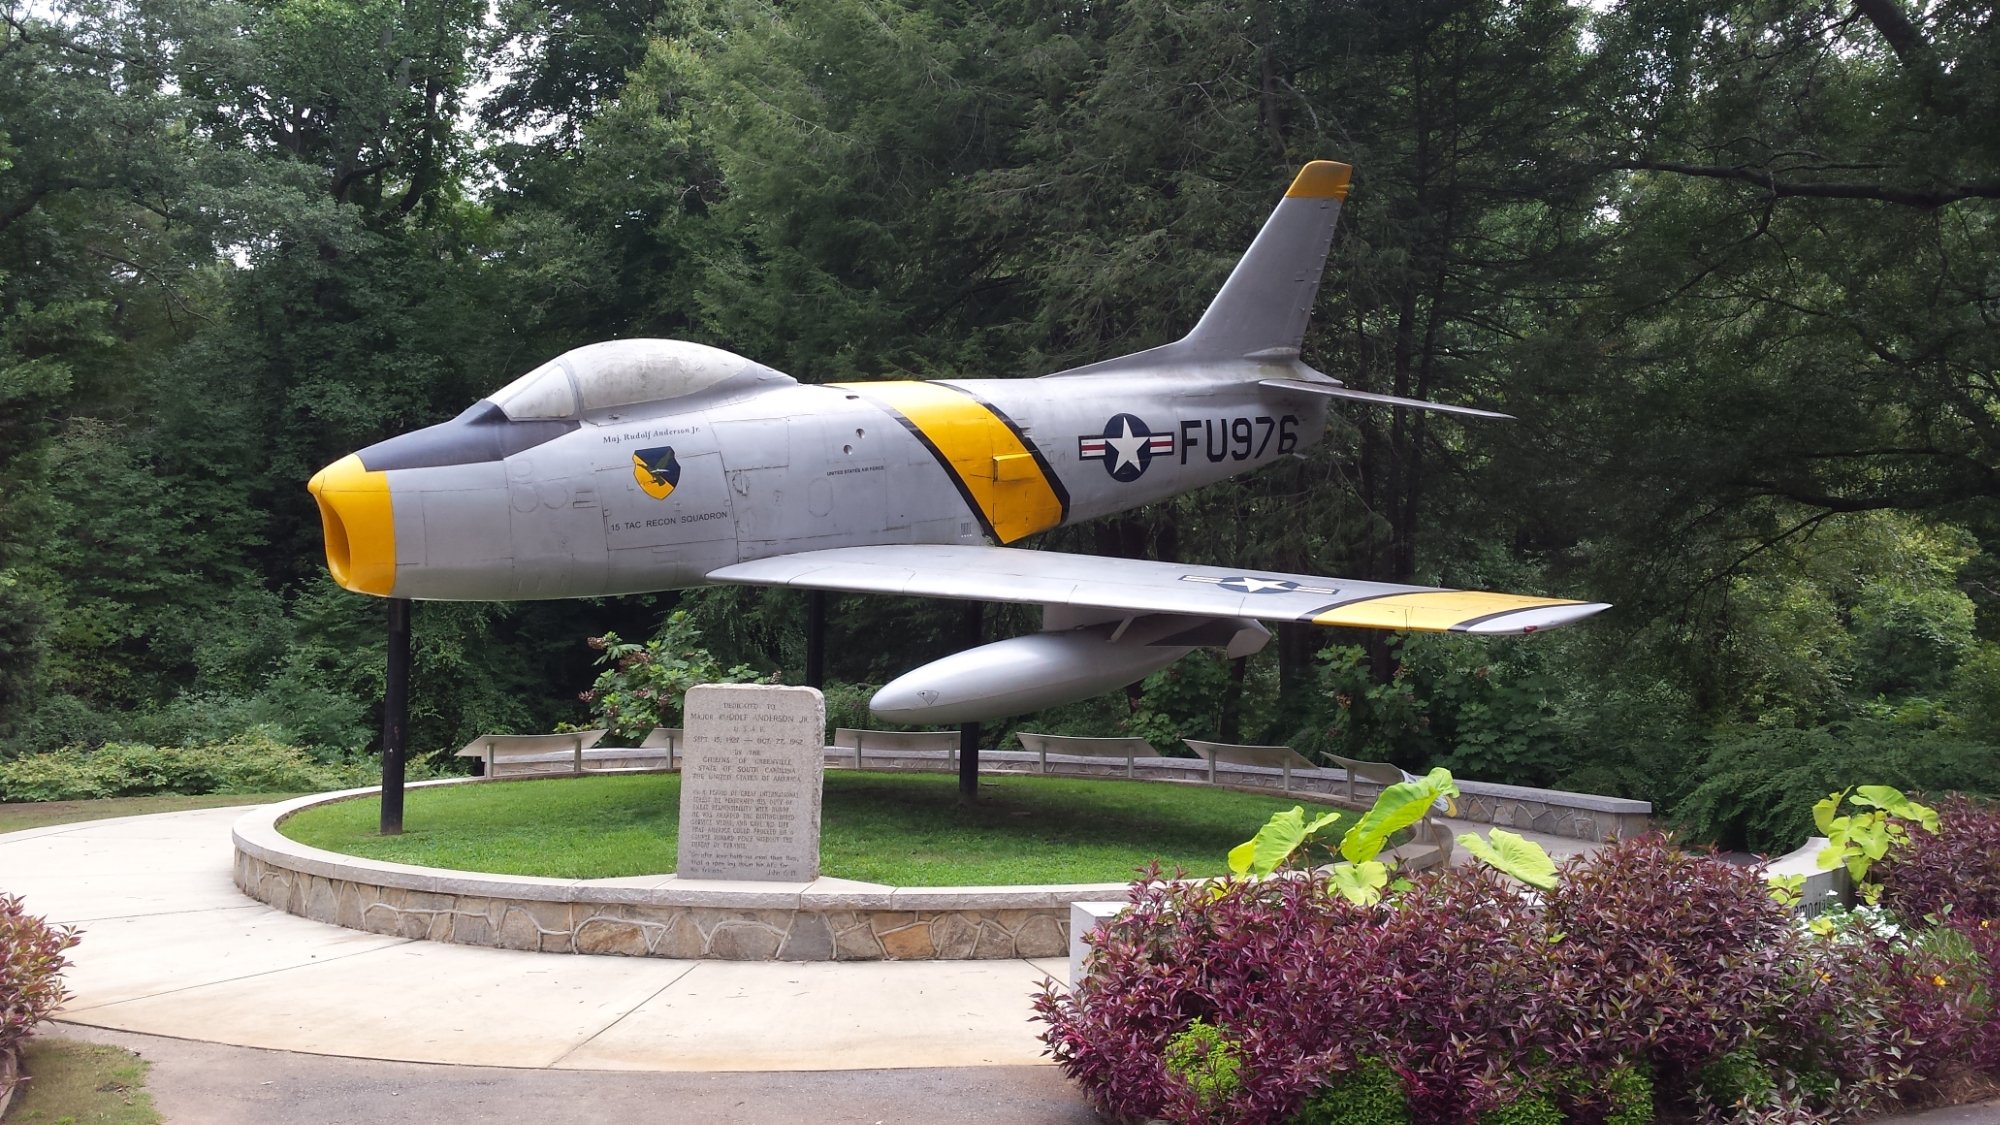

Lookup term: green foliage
[1476,1088,1562,1125]
[1228,804,1345,877]
[1671,723,1993,852]
[1599,1063,1655,1125]
[1455,828,1558,891]
[1943,642,2000,744]
[1339,768,1459,866]
[1702,516,1982,724]
[1227,768,1456,906]
[9,694,124,757]
[582,611,765,743]
[1692,1047,1776,1114]
[1306,638,1583,787]
[0,573,46,736]
[1325,863,1391,910]
[1161,1019,1243,1116]
[0,738,391,802]
[1814,786,1940,903]
[818,680,883,736]
[1127,652,1240,753]
[1292,1059,1410,1125]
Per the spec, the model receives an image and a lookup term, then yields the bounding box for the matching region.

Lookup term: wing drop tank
[870,614,1269,725]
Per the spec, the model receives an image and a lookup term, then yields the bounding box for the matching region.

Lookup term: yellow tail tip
[1285,161,1352,200]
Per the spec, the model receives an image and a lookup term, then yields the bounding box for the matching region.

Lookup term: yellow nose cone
[307,455,397,596]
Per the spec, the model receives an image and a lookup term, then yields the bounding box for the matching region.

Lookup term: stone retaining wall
[1452,780,1654,842]
[237,759,1643,962]
[234,849,1070,959]
[233,783,1116,962]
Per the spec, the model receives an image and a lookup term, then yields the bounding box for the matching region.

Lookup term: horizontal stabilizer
[1259,378,1514,420]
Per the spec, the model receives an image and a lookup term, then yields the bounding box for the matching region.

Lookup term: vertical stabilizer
[1047,161,1351,377]
[1182,160,1350,362]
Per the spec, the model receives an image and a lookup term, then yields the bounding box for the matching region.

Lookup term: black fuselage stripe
[865,402,1003,543]
[937,383,1072,524]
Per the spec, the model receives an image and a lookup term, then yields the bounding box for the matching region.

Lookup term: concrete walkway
[0,806,1069,1071]
[44,1023,1100,1125]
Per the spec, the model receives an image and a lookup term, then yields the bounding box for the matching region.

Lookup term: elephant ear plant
[1815,785,1939,905]
[1228,767,1559,903]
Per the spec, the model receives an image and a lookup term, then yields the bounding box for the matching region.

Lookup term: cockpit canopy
[488,339,793,421]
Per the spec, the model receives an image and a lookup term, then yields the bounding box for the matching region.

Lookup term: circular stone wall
[233,781,1125,961]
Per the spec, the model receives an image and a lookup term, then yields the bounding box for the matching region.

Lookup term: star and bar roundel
[1079,414,1175,482]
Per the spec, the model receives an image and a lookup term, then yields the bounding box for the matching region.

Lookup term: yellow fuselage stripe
[1310,590,1582,632]
[832,381,1066,544]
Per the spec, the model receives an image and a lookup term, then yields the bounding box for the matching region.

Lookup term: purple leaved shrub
[1953,918,2000,1072]
[1540,835,1795,1089]
[1876,796,2000,926]
[1768,921,1991,1118]
[1344,866,1553,1123]
[1039,834,2000,1125]
[0,893,80,1085]
[1036,863,1556,1125]
[1035,863,1377,1124]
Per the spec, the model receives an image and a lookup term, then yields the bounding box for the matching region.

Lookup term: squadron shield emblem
[632,446,682,500]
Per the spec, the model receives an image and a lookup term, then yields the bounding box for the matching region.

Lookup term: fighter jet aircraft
[309,161,1607,723]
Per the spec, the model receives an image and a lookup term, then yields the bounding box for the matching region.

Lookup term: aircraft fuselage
[313,355,1330,602]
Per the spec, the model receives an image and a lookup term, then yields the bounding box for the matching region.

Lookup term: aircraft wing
[709,545,1608,635]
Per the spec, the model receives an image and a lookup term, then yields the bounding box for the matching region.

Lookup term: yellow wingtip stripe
[1285,161,1353,200]
[1311,591,1583,632]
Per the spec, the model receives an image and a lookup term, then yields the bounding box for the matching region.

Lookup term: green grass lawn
[0,793,304,835]
[278,771,1348,885]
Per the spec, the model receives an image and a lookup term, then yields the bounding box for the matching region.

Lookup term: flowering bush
[1951,918,2000,1071]
[1763,912,1989,1119]
[0,894,80,1091]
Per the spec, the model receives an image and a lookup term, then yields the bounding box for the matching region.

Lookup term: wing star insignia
[1180,574,1339,596]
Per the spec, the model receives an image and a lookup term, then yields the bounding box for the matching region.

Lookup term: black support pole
[957,600,982,807]
[805,590,826,689]
[380,597,411,836]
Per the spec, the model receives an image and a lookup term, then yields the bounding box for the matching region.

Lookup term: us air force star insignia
[1179,574,1339,596]
[632,446,682,500]
[1078,414,1174,482]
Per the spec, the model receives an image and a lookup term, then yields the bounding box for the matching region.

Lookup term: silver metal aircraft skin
[310,161,1609,723]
